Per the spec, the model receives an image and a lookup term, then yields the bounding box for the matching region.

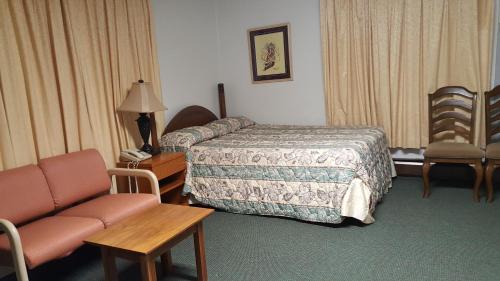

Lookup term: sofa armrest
[107,168,161,203]
[0,219,29,281]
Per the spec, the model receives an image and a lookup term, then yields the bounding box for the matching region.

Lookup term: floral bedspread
[181,124,393,224]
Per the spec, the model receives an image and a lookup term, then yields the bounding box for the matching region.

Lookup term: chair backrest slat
[428,86,477,144]
[432,99,472,113]
[489,113,500,124]
[432,111,472,126]
[432,87,475,99]
[432,123,470,140]
[489,99,500,111]
[485,86,500,145]
[491,126,500,137]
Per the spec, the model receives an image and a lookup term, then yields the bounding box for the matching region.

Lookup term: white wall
[152,0,220,122]
[153,0,325,126]
[215,0,325,125]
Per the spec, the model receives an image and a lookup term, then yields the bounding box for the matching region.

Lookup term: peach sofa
[0,149,161,281]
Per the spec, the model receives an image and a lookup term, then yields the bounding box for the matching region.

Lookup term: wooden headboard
[162,83,227,135]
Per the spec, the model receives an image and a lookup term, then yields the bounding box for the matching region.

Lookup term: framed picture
[248,23,292,83]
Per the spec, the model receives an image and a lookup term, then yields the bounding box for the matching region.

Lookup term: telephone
[120,148,152,162]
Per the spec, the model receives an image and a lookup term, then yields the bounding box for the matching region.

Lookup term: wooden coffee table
[84,204,214,281]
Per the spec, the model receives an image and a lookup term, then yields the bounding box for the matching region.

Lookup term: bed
[160,85,395,224]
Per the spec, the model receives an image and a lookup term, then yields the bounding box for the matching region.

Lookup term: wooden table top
[84,204,214,255]
[118,152,185,168]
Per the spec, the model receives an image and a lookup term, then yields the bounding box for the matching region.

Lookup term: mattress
[179,124,394,224]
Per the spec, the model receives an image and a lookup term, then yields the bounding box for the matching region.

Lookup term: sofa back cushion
[39,149,111,209]
[0,165,55,225]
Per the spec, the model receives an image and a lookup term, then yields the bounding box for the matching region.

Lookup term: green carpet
[2,177,499,281]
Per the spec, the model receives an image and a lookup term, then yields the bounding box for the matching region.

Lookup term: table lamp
[118,80,166,155]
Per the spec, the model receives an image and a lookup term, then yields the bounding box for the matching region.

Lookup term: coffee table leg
[161,250,173,274]
[140,255,157,281]
[101,248,118,281]
[193,222,208,281]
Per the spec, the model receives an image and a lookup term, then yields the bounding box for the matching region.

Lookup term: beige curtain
[0,0,163,170]
[320,0,494,148]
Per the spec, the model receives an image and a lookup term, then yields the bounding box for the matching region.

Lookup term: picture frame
[247,23,292,83]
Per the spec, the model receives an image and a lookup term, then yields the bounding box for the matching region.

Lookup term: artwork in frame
[248,23,292,83]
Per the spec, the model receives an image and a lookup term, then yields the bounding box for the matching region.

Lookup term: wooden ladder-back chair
[484,85,500,202]
[422,86,484,201]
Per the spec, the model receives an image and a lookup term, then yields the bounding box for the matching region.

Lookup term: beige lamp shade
[118,80,166,113]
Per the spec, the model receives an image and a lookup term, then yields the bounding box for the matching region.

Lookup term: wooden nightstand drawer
[116,152,188,204]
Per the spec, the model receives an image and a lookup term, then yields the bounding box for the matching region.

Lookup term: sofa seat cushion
[0,216,103,269]
[424,142,484,159]
[56,194,159,227]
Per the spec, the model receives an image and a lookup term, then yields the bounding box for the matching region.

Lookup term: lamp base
[150,147,161,156]
[137,113,152,155]
[140,143,153,155]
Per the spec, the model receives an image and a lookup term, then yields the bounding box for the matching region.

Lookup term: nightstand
[116,152,188,204]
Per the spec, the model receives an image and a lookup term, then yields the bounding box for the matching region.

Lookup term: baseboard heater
[393,160,423,177]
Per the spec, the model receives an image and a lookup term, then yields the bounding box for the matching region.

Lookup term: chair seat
[486,143,500,159]
[424,142,484,159]
[0,216,103,269]
[56,193,159,227]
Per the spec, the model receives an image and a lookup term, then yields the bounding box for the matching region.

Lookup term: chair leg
[485,161,495,203]
[422,159,431,198]
[471,160,483,203]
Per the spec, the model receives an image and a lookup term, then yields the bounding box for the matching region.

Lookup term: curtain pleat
[0,0,163,170]
[320,0,494,148]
